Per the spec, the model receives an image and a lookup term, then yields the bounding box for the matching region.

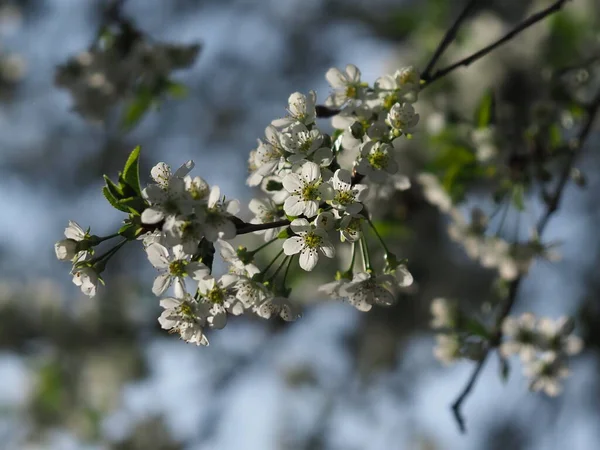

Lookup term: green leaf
[277,228,292,239]
[103,174,123,199]
[464,318,490,339]
[166,81,189,99]
[122,88,154,130]
[474,89,495,128]
[511,184,525,211]
[120,146,142,196]
[118,196,146,215]
[102,186,131,213]
[118,222,144,240]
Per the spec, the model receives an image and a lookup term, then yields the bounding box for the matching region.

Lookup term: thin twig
[423,0,570,87]
[451,89,600,433]
[421,0,481,81]
[236,219,290,235]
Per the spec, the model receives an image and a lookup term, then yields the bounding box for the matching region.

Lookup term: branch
[421,0,481,81]
[422,0,570,87]
[451,88,600,433]
[236,219,290,235]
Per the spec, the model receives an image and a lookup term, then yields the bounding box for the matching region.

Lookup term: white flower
[55,221,88,261]
[339,215,362,242]
[325,64,364,108]
[71,266,99,297]
[282,218,335,271]
[281,123,332,165]
[141,176,190,224]
[356,141,398,182]
[340,272,396,311]
[158,295,210,346]
[248,198,284,241]
[216,240,260,278]
[260,174,290,205]
[500,313,538,362]
[318,278,351,299]
[253,295,300,321]
[433,333,461,365]
[150,160,195,189]
[184,175,210,201]
[146,243,210,296]
[200,186,239,242]
[234,276,269,309]
[272,91,317,128]
[525,352,570,397]
[197,274,239,329]
[430,297,458,329]
[282,162,332,218]
[328,169,368,215]
[386,102,419,134]
[163,214,205,255]
[375,66,420,103]
[315,210,335,230]
[536,316,583,356]
[247,126,286,186]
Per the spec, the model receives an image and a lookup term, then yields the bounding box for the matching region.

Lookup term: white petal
[174,160,195,178]
[141,207,165,225]
[301,161,320,182]
[283,236,304,255]
[249,198,266,215]
[146,243,170,269]
[325,67,347,88]
[189,262,210,281]
[299,249,318,271]
[208,185,221,208]
[320,241,335,258]
[282,173,302,193]
[152,273,172,296]
[345,64,361,83]
[284,196,305,216]
[303,200,318,218]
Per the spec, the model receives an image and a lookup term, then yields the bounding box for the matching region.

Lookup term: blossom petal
[299,249,318,271]
[152,273,172,296]
[283,236,304,255]
[146,243,170,269]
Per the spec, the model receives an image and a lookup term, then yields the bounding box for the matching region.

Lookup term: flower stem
[345,242,357,275]
[262,248,285,276]
[359,233,372,272]
[366,217,391,256]
[249,237,278,257]
[282,255,294,288]
[268,256,289,283]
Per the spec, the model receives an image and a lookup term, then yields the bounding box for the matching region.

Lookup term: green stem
[282,255,294,288]
[360,233,372,272]
[249,237,278,257]
[94,232,121,244]
[268,256,289,283]
[262,248,285,276]
[366,217,391,255]
[345,242,357,275]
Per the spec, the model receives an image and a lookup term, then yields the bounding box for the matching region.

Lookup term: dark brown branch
[423,0,570,87]
[421,0,481,81]
[451,88,600,433]
[236,219,290,235]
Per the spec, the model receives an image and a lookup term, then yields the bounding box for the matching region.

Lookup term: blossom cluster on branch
[55,64,423,346]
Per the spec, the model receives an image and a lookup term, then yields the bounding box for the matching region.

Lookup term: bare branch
[421,0,481,81]
[423,0,571,87]
[236,219,290,235]
[450,88,600,433]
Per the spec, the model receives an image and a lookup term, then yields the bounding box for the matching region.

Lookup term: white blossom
[500,313,538,362]
[356,141,398,182]
[248,198,284,241]
[197,274,239,329]
[247,126,286,186]
[340,271,396,311]
[386,102,419,134]
[525,352,570,397]
[71,266,99,298]
[158,295,210,346]
[325,64,365,108]
[536,316,583,356]
[328,169,368,215]
[430,297,459,329]
[282,218,335,271]
[282,162,332,218]
[216,240,260,278]
[339,215,362,242]
[146,243,210,296]
[141,176,190,224]
[272,91,317,128]
[253,295,300,321]
[150,160,194,189]
[433,333,461,365]
[200,186,239,242]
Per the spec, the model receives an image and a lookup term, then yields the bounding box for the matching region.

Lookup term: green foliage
[103,147,146,217]
[474,90,495,129]
[123,87,154,130]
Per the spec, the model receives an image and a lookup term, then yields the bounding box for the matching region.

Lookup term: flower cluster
[501,313,583,396]
[430,298,583,395]
[55,22,199,123]
[55,63,420,345]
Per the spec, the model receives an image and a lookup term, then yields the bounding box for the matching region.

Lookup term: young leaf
[122,89,154,130]
[120,146,142,196]
[103,174,123,199]
[474,89,495,129]
[511,184,525,211]
[102,187,130,213]
[166,81,189,99]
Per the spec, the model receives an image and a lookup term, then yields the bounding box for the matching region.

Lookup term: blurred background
[1,0,600,448]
